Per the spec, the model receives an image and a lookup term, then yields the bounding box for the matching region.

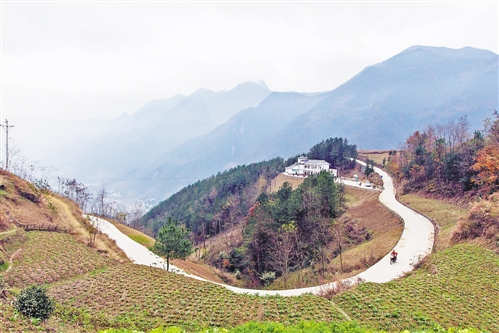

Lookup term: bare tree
[129,200,145,228]
[312,217,334,275]
[95,185,109,217]
[87,215,103,247]
[270,223,297,288]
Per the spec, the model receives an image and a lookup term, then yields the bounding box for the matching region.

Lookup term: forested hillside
[141,157,289,236]
[388,113,499,198]
[385,112,499,253]
[140,138,358,286]
[141,137,357,235]
[242,171,343,286]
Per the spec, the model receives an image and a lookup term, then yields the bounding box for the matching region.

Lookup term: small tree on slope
[152,217,193,271]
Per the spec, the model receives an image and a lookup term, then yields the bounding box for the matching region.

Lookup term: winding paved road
[89,161,434,296]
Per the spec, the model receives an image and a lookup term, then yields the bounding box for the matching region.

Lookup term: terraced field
[334,244,499,332]
[4,231,114,288]
[50,264,346,332]
[1,170,496,333]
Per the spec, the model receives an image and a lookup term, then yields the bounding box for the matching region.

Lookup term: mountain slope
[125,46,498,203]
[255,46,498,157]
[120,91,329,201]
[27,81,271,182]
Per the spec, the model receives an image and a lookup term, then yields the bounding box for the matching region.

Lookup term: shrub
[259,271,276,286]
[15,285,55,320]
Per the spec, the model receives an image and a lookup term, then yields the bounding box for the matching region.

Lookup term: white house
[284,156,338,177]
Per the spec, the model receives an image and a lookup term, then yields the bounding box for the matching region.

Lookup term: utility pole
[0,119,14,170]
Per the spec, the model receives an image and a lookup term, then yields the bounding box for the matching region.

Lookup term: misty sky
[2,1,498,126]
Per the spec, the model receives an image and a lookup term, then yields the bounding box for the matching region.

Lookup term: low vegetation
[333,244,499,332]
[4,231,114,288]
[49,264,345,332]
[1,121,498,333]
[98,321,484,333]
[15,285,55,321]
[451,192,499,252]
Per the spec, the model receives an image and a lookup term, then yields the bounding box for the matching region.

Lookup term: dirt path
[0,229,19,236]
[5,248,22,273]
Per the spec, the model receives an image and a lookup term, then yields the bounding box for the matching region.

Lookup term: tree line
[387,113,499,197]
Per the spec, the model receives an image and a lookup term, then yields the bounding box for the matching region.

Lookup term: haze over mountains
[17,45,499,204]
[19,81,270,181]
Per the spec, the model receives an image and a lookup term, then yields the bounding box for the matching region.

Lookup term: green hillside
[335,244,499,331]
[2,113,499,332]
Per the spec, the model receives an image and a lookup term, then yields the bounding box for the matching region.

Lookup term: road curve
[89,161,434,296]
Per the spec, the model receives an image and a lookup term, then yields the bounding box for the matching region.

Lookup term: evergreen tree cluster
[141,158,289,236]
[240,171,343,284]
[307,137,358,170]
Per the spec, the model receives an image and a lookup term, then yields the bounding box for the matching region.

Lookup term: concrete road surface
[90,160,434,296]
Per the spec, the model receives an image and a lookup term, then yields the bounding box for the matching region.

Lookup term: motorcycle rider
[390,250,398,263]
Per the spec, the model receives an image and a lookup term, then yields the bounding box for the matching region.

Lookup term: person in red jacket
[390,250,398,264]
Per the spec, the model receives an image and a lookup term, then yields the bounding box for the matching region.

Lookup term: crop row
[5,231,113,288]
[50,264,345,331]
[334,244,499,332]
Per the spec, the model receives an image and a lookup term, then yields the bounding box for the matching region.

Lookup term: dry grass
[0,171,128,263]
[0,171,58,229]
[269,173,305,193]
[50,200,128,262]
[399,193,467,250]
[170,259,225,284]
[451,193,499,251]
[106,218,155,248]
[343,187,378,207]
[358,150,391,167]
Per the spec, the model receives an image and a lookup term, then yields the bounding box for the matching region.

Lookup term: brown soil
[171,258,225,284]
[269,173,306,193]
[358,150,392,167]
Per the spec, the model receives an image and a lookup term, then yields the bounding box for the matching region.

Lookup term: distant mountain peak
[232,81,270,91]
[189,88,217,100]
[400,45,497,59]
[257,80,269,89]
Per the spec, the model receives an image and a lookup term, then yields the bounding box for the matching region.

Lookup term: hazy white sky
[1,1,498,125]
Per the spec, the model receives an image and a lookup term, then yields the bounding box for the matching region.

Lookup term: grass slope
[398,194,467,250]
[50,264,345,332]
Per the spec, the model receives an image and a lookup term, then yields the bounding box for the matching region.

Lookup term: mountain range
[17,45,499,204]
